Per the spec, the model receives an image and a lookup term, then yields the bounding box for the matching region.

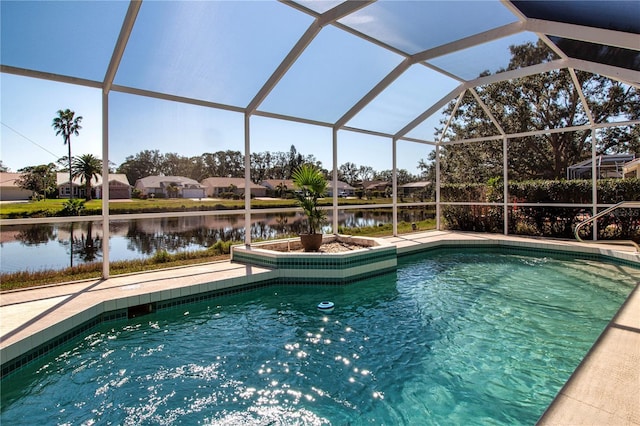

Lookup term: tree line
[425,40,638,184]
[115,145,423,187]
[14,144,425,201]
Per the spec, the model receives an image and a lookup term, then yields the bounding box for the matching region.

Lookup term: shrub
[210,240,233,255]
[443,178,640,240]
[152,249,171,263]
[598,178,640,203]
[60,199,86,216]
[440,183,486,202]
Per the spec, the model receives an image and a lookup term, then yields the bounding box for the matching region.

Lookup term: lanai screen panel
[336,0,519,54]
[0,1,127,81]
[512,1,640,72]
[512,1,639,33]
[108,92,245,167]
[427,32,543,81]
[114,1,312,107]
[259,25,403,123]
[346,64,459,135]
[405,103,452,142]
[294,1,345,15]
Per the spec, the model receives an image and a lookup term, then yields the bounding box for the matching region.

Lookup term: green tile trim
[155,280,277,312]
[233,247,397,270]
[281,266,398,285]
[399,244,640,269]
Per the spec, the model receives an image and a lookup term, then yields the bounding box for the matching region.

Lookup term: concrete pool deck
[1,231,639,424]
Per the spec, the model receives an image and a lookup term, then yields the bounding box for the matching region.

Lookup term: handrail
[574,201,640,251]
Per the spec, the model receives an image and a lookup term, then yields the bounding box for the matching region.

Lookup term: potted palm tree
[292,164,328,252]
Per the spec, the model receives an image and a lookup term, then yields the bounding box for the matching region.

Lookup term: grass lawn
[0,197,398,218]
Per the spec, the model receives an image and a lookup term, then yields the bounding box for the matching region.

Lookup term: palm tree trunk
[67,135,73,200]
[69,222,74,268]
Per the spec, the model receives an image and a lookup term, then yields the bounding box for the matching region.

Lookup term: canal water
[1,209,433,273]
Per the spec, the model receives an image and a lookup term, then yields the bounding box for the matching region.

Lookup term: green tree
[166,183,180,198]
[436,40,639,182]
[358,165,375,182]
[201,150,244,178]
[374,169,417,185]
[117,149,165,184]
[339,162,359,186]
[250,151,271,183]
[163,152,203,179]
[16,163,58,200]
[287,145,304,179]
[52,109,83,199]
[72,154,102,201]
[417,158,434,181]
[275,181,287,198]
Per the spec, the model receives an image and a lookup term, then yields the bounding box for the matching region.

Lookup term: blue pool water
[1,250,637,425]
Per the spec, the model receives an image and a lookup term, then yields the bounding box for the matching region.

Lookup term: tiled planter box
[231,235,398,284]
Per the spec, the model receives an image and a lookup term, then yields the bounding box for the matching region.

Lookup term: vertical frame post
[244,113,252,246]
[503,136,508,235]
[392,138,398,236]
[435,144,441,230]
[591,127,598,241]
[332,128,339,235]
[101,92,110,279]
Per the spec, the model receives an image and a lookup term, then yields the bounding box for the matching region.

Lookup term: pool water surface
[1,250,637,425]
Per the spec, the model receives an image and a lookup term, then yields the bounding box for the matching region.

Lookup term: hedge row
[442,178,640,240]
[441,178,640,204]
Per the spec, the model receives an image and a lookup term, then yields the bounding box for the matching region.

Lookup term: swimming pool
[1,249,637,425]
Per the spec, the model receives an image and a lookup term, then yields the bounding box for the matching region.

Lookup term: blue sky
[1,0,531,176]
[1,73,436,174]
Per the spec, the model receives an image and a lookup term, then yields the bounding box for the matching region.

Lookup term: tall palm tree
[52,109,82,199]
[72,154,102,201]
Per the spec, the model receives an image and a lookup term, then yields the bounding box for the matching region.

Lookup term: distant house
[260,179,296,197]
[57,173,132,199]
[96,174,132,199]
[567,154,635,180]
[360,180,390,196]
[56,173,83,199]
[201,177,267,198]
[623,158,640,178]
[0,172,33,201]
[327,180,356,197]
[399,181,432,198]
[135,176,205,199]
[260,179,295,191]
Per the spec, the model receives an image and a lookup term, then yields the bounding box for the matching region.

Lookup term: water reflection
[1,208,434,273]
[73,221,102,264]
[15,224,56,245]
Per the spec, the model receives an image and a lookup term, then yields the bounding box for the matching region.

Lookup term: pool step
[578,239,639,252]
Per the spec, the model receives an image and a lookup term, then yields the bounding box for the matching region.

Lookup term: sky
[0,0,531,176]
[0,73,437,175]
